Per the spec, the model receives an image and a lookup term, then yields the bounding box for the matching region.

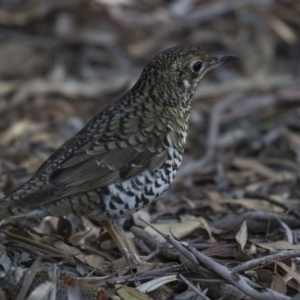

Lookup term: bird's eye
[191,61,202,73]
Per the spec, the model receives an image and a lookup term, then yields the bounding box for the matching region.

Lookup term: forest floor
[0,1,300,299]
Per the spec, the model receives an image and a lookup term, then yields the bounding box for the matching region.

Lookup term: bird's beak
[206,55,239,71]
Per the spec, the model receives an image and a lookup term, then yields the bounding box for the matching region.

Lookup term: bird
[0,45,238,264]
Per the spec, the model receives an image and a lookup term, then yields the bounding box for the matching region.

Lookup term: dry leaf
[233,157,295,183]
[236,221,248,251]
[84,254,104,269]
[145,219,217,241]
[0,245,12,272]
[198,217,215,242]
[53,241,85,261]
[137,275,177,293]
[286,279,300,292]
[116,284,153,300]
[277,261,300,284]
[133,210,151,228]
[26,281,54,300]
[202,242,238,258]
[270,274,287,295]
[257,269,273,284]
[254,241,300,251]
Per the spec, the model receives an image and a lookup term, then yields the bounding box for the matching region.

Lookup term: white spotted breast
[102,145,183,219]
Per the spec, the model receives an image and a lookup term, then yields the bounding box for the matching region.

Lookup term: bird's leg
[116,224,142,265]
[100,219,141,265]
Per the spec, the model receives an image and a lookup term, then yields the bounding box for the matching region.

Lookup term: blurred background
[0,0,299,200]
[1,1,300,298]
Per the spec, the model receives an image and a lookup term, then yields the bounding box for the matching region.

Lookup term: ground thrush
[0,45,238,263]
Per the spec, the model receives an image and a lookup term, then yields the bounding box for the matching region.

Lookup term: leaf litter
[0,0,300,299]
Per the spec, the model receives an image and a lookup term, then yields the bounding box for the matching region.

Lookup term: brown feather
[10,119,174,209]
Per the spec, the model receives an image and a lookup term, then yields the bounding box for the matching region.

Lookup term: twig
[188,246,290,300]
[137,219,222,280]
[178,274,211,300]
[231,250,300,273]
[211,211,300,232]
[131,226,179,260]
[15,257,41,300]
[0,229,66,255]
[138,218,199,265]
[103,266,180,286]
[49,264,58,300]
[245,192,300,219]
[138,219,291,299]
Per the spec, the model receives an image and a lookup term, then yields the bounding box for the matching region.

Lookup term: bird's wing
[9,102,179,208]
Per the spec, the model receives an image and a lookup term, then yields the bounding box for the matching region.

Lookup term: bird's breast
[102,145,183,219]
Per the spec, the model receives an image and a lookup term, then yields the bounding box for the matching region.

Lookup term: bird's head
[137,45,239,107]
